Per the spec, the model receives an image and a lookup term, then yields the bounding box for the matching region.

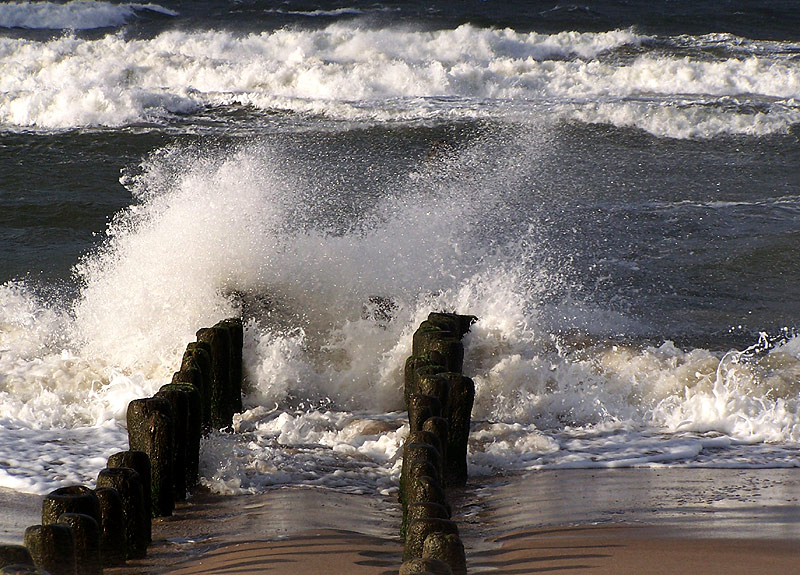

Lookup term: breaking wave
[2,130,799,494]
[1,24,798,137]
[0,0,177,30]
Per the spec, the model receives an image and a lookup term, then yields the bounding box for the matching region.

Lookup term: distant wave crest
[0,0,177,30]
[0,23,799,137]
[267,7,366,17]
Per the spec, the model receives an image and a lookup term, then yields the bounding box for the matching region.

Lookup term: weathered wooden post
[158,382,202,488]
[400,442,443,506]
[408,394,442,433]
[126,396,175,517]
[216,317,244,414]
[41,486,100,527]
[417,374,450,412]
[426,313,475,338]
[438,373,475,487]
[175,341,212,430]
[422,416,449,466]
[196,326,233,430]
[0,566,52,575]
[56,513,101,575]
[154,385,189,501]
[94,487,127,566]
[106,450,151,542]
[23,524,75,575]
[404,518,459,561]
[96,468,147,559]
[406,430,443,462]
[405,475,448,516]
[404,356,444,408]
[399,557,453,575]
[406,501,451,524]
[423,532,467,575]
[0,546,34,569]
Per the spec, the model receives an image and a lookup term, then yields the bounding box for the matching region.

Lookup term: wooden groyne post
[400,311,475,575]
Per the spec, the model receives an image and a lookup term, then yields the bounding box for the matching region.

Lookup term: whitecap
[0,1,177,31]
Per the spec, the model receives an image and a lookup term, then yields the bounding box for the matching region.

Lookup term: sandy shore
[0,488,41,545]
[470,525,799,575]
[464,468,800,574]
[465,467,800,540]
[5,468,800,573]
[107,487,402,575]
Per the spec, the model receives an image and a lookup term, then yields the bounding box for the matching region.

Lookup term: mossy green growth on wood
[42,485,101,526]
[94,487,127,567]
[96,467,147,559]
[56,513,102,575]
[23,524,75,575]
[126,397,175,518]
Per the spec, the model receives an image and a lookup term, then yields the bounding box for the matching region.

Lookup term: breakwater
[399,312,475,575]
[0,318,243,575]
[1,311,478,575]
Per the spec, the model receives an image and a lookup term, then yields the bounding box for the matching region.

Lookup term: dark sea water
[1,0,800,529]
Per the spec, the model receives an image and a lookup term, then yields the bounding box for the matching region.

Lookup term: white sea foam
[671,32,800,58]
[0,281,160,493]
[267,7,382,18]
[0,1,177,30]
[2,132,800,494]
[1,23,797,137]
[200,410,408,495]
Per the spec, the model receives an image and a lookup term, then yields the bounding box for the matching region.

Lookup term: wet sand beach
[472,526,798,575]
[107,487,403,575]
[104,467,800,574]
[0,488,41,545]
[467,468,800,574]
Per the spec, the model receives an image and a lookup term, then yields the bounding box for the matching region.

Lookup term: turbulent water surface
[1,0,799,505]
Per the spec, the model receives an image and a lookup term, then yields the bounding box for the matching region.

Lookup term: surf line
[0,318,244,574]
[399,312,476,575]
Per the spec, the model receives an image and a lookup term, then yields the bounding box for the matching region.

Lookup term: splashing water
[1,126,799,496]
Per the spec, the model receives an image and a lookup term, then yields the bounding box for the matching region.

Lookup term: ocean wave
[668,32,800,59]
[266,7,391,18]
[2,133,799,493]
[646,194,800,213]
[1,23,798,137]
[569,99,800,139]
[0,0,177,31]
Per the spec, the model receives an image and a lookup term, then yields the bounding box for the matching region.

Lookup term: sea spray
[1,127,799,497]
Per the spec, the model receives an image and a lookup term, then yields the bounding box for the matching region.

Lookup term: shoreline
[464,467,800,541]
[462,467,800,573]
[0,487,41,545]
[120,467,800,573]
[5,467,800,572]
[107,486,403,574]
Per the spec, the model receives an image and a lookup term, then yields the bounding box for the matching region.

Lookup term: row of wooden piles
[0,318,244,575]
[399,312,476,575]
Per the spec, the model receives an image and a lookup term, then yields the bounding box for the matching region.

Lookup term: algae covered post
[400,312,474,572]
